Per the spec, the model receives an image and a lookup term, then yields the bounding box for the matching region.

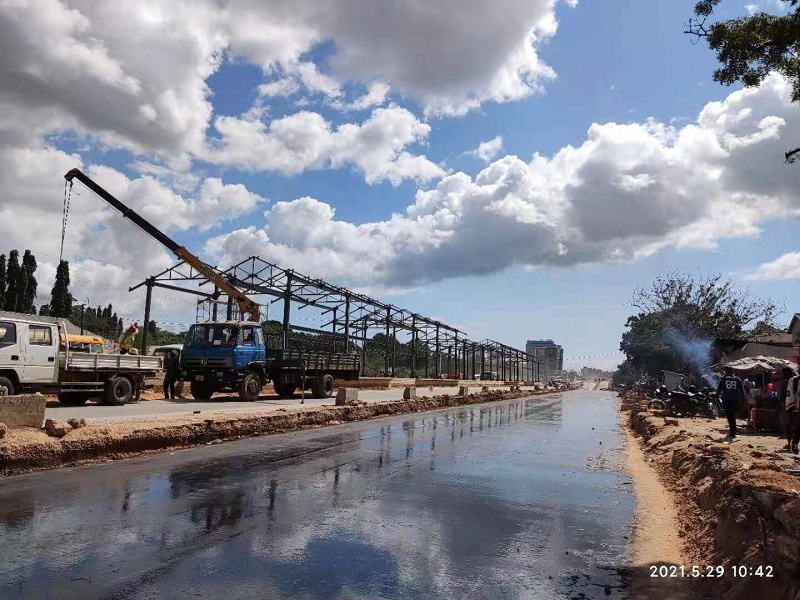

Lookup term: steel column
[344,295,351,354]
[384,308,390,376]
[410,316,417,377]
[141,277,154,354]
[391,325,396,376]
[435,325,440,378]
[282,270,293,350]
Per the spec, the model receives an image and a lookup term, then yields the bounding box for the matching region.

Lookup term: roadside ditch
[621,392,800,600]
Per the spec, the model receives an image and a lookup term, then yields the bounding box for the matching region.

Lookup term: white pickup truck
[0,316,162,406]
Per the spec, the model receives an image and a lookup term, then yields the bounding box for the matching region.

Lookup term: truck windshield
[186,324,239,347]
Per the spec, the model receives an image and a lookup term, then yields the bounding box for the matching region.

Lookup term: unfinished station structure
[131,256,541,382]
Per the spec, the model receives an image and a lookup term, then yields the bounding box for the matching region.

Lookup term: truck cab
[0,318,59,393]
[181,321,267,400]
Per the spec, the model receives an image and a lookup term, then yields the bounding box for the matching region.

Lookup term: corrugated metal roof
[0,310,103,338]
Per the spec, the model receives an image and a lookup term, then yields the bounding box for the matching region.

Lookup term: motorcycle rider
[717,367,745,439]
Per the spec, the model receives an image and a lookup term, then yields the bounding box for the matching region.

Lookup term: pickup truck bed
[61,352,163,374]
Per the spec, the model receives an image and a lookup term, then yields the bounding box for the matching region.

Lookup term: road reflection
[0,393,632,600]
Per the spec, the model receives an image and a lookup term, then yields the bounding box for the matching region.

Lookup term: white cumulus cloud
[205,104,445,185]
[203,75,800,291]
[745,252,800,281]
[471,136,504,163]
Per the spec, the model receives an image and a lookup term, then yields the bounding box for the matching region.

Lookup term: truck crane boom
[64,168,261,322]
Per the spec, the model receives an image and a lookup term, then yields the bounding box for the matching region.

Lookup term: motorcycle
[648,385,669,410]
[665,386,720,418]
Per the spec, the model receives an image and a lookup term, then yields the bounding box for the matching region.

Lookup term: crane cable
[60,179,74,264]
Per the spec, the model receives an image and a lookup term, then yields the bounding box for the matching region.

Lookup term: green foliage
[49,260,73,318]
[20,250,37,314]
[688,0,800,161]
[612,361,638,387]
[619,272,780,378]
[70,303,121,339]
[145,320,186,346]
[3,250,21,312]
[0,254,5,309]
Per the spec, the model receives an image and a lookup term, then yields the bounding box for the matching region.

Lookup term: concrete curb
[0,389,554,477]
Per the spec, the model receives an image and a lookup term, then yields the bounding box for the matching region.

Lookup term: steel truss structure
[131,256,540,381]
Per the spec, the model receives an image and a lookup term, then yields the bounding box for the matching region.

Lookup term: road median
[1,388,551,476]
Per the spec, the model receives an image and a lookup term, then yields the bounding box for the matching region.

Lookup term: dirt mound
[0,388,542,476]
[623,393,800,600]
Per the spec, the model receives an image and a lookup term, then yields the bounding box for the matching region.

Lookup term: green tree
[20,250,37,314]
[687,0,800,161]
[4,250,21,312]
[0,254,5,309]
[49,260,73,318]
[620,272,781,379]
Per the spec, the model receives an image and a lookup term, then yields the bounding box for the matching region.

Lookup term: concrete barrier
[0,394,47,428]
[403,387,416,400]
[335,388,359,406]
[390,378,416,388]
[458,385,470,396]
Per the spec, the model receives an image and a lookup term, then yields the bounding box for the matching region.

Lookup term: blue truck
[63,170,361,404]
[181,321,361,401]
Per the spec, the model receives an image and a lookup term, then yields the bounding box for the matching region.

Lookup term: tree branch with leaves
[686,0,800,162]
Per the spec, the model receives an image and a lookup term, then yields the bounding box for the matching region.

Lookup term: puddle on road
[0,392,634,600]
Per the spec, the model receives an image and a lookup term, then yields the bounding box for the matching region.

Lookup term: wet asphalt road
[0,390,634,600]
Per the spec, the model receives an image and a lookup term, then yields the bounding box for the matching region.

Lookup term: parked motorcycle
[648,384,669,409]
[665,386,719,418]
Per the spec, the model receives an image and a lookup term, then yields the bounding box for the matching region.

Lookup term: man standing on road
[163,349,180,401]
[784,369,800,455]
[717,367,744,440]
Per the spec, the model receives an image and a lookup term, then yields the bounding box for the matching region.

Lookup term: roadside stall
[719,355,798,430]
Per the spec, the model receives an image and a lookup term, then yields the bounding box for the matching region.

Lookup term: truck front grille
[183,357,232,368]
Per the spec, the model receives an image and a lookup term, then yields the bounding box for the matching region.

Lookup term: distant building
[581,366,612,380]
[526,339,563,382]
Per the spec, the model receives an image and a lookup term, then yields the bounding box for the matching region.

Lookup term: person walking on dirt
[778,367,795,449]
[163,349,180,400]
[784,369,800,454]
[717,367,744,440]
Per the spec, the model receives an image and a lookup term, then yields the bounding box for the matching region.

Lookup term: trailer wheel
[190,380,214,400]
[238,372,262,401]
[104,377,133,406]
[0,376,16,396]
[312,374,335,399]
[273,381,296,398]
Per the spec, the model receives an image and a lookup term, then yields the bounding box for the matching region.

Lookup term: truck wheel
[312,374,335,399]
[190,380,214,400]
[58,392,89,406]
[238,372,262,402]
[273,381,296,398]
[0,376,16,396]
[104,377,133,406]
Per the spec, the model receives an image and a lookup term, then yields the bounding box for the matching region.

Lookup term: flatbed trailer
[266,348,360,399]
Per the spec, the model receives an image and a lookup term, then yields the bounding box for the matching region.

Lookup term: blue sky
[1,0,798,370]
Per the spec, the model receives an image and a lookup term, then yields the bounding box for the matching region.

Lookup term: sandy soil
[623,418,695,600]
[621,392,800,600]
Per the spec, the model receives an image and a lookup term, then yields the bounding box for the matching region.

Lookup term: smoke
[662,328,719,386]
